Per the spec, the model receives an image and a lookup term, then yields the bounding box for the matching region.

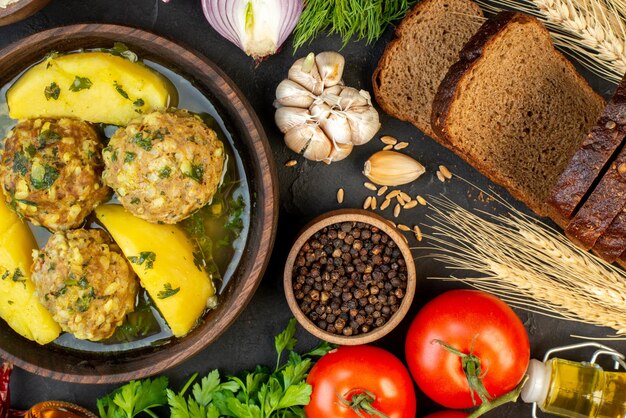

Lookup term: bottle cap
[24,401,98,418]
[521,359,551,405]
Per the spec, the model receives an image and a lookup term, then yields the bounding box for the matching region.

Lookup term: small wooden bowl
[284,209,416,345]
[0,0,50,26]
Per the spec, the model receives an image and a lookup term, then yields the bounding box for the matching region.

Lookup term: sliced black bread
[372,0,483,140]
[548,75,626,227]
[567,151,626,250]
[594,208,626,263]
[431,12,605,216]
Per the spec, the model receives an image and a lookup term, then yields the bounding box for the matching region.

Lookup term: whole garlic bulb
[274,52,381,164]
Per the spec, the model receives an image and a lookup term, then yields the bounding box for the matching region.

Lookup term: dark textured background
[0,0,623,416]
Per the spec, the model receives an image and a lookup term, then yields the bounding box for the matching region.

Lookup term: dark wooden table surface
[0,0,623,416]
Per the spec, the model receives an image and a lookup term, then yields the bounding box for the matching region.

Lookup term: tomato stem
[433,338,492,405]
[337,389,390,418]
[467,375,529,418]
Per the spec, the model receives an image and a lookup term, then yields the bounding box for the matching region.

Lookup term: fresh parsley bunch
[97,319,333,418]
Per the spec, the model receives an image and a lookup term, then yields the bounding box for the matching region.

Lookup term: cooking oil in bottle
[521,358,626,418]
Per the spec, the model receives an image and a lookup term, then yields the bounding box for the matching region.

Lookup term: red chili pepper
[0,363,11,418]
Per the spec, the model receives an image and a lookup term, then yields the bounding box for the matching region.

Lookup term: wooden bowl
[284,209,416,345]
[0,0,50,26]
[0,25,278,383]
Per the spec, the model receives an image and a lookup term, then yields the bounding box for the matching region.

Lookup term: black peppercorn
[292,221,408,337]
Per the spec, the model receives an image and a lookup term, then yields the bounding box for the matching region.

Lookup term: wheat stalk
[477,0,626,84]
[423,193,626,337]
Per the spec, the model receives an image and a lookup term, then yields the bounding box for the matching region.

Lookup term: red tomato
[305,345,416,418]
[424,412,469,418]
[405,290,529,409]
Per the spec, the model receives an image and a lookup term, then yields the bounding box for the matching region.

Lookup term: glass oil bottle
[521,342,626,418]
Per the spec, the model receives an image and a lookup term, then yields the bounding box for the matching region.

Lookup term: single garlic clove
[288,53,324,95]
[315,51,345,87]
[284,124,332,162]
[344,105,381,146]
[339,87,370,110]
[363,150,425,186]
[275,79,315,108]
[320,111,352,144]
[275,107,312,134]
[325,141,353,164]
[310,102,331,121]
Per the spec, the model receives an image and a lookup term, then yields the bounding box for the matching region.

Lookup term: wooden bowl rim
[0,0,50,26]
[0,24,279,383]
[283,209,416,345]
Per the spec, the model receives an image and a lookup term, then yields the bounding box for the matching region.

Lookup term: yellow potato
[0,200,61,344]
[95,204,216,337]
[7,51,177,126]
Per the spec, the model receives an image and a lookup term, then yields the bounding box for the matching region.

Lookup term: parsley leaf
[12,151,29,176]
[97,376,169,418]
[114,81,130,99]
[132,132,152,151]
[44,82,60,100]
[69,76,93,92]
[128,251,156,269]
[133,98,145,107]
[30,164,59,190]
[157,283,180,299]
[124,151,136,163]
[275,318,297,366]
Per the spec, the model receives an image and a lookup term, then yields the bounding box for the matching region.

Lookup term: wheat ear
[477,0,626,84]
[423,194,626,337]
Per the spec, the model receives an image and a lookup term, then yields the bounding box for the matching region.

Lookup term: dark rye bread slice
[372,0,483,140]
[594,207,626,263]
[548,75,626,227]
[431,12,605,216]
[567,151,626,250]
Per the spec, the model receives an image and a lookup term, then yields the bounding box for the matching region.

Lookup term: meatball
[32,229,138,341]
[0,118,111,231]
[102,109,225,224]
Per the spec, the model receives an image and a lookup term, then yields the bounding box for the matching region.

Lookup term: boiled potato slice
[7,51,176,126]
[0,200,61,344]
[95,204,216,337]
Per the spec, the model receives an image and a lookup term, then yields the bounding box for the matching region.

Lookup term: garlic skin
[274,51,380,163]
[363,151,425,186]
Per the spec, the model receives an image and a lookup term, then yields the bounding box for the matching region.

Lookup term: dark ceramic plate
[0,24,278,383]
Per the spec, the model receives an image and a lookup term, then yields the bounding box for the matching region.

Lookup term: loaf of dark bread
[548,76,626,227]
[432,12,605,216]
[372,0,483,140]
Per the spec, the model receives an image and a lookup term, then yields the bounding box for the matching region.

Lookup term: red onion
[201,0,303,60]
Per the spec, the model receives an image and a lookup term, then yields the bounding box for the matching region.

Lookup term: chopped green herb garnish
[185,164,204,183]
[1,270,9,280]
[50,285,67,298]
[158,166,171,179]
[130,197,140,205]
[152,129,165,141]
[12,151,29,175]
[114,81,130,99]
[44,82,60,100]
[7,268,28,286]
[109,42,138,62]
[69,76,93,92]
[16,199,37,207]
[75,288,95,312]
[111,149,118,162]
[133,98,145,107]
[78,276,89,289]
[224,195,246,237]
[25,144,36,158]
[124,151,136,163]
[157,283,180,299]
[7,301,13,305]
[37,130,61,147]
[128,251,156,269]
[132,132,152,151]
[31,164,59,190]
